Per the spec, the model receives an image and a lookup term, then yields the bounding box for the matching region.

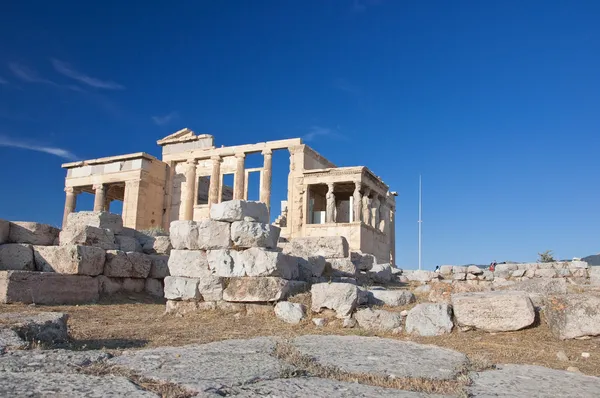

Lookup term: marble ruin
[61,128,397,264]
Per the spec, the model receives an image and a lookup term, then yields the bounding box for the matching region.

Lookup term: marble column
[183,159,197,220]
[233,153,245,200]
[371,194,381,229]
[362,188,371,226]
[260,149,273,214]
[93,184,105,212]
[208,155,221,206]
[352,181,362,223]
[62,187,78,227]
[326,183,336,223]
[390,204,396,265]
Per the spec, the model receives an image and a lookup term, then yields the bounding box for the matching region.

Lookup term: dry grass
[1,293,599,378]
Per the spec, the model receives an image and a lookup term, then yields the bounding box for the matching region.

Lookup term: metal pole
[418,175,422,270]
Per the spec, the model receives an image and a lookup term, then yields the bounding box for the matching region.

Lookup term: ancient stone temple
[61,128,397,264]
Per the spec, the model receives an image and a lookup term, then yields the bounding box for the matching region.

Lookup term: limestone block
[148,254,170,279]
[481,270,494,281]
[355,308,402,332]
[164,276,200,300]
[297,255,326,280]
[283,236,349,259]
[453,272,466,281]
[466,273,477,280]
[590,266,600,285]
[33,245,105,276]
[209,200,269,223]
[142,236,172,255]
[517,263,539,271]
[350,251,375,271]
[329,258,359,278]
[467,265,483,275]
[168,249,211,278]
[8,222,59,246]
[405,270,437,283]
[0,271,99,304]
[165,300,218,315]
[121,278,145,293]
[545,294,600,340]
[572,268,588,278]
[169,220,200,250]
[453,266,467,273]
[66,211,123,234]
[439,265,452,275]
[59,225,116,250]
[368,289,415,307]
[197,273,224,301]
[223,277,306,302]
[535,268,557,278]
[207,249,245,277]
[96,275,122,295]
[0,312,69,344]
[0,328,25,350]
[524,269,536,278]
[0,219,9,244]
[274,301,306,324]
[367,263,393,283]
[236,247,299,279]
[0,244,34,271]
[119,227,137,237]
[452,291,535,332]
[494,263,518,278]
[311,282,358,318]
[104,250,150,278]
[569,261,589,269]
[506,278,567,308]
[405,303,454,336]
[512,269,526,278]
[217,301,247,313]
[231,221,280,249]
[115,235,142,253]
[557,268,571,277]
[145,278,164,297]
[197,220,231,250]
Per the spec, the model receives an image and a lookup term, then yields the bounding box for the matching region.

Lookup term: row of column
[62,184,115,227]
[180,149,273,221]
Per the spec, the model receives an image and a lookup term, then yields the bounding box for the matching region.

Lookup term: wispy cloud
[152,111,179,126]
[333,78,360,95]
[303,126,346,142]
[51,58,124,90]
[0,134,77,160]
[0,77,8,85]
[8,63,58,86]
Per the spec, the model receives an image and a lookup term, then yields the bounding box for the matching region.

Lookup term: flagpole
[418,175,422,271]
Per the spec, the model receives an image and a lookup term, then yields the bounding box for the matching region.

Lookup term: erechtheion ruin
[61,128,397,264]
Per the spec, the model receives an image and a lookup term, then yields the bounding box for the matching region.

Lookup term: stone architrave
[260,149,273,213]
[352,181,362,223]
[362,188,371,226]
[325,183,335,223]
[33,245,105,276]
[233,153,246,200]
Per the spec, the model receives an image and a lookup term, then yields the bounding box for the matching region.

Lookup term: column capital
[235,152,246,159]
[261,148,273,156]
[93,183,105,191]
[186,158,197,165]
[64,186,80,194]
[211,155,222,162]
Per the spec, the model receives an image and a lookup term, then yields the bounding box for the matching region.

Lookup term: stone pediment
[157,128,214,146]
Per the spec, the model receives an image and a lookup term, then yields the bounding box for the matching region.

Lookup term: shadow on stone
[69,338,149,350]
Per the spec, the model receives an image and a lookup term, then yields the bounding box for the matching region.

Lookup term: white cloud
[8,63,58,86]
[0,135,77,160]
[51,59,124,90]
[303,126,345,142]
[152,111,179,126]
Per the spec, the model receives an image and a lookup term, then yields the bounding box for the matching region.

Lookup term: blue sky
[1,0,599,268]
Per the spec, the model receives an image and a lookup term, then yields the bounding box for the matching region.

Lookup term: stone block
[66,211,123,234]
[223,277,305,302]
[368,289,415,306]
[8,222,59,246]
[405,270,437,283]
[0,312,69,344]
[274,301,306,324]
[121,278,145,293]
[142,236,172,255]
[297,255,326,280]
[452,291,535,332]
[0,219,9,244]
[236,247,299,279]
[535,268,557,278]
[283,236,349,259]
[145,278,164,297]
[230,221,280,249]
[148,254,170,279]
[197,273,224,301]
[0,244,34,271]
[207,249,246,277]
[104,250,150,278]
[350,251,375,271]
[164,276,200,300]
[0,271,99,304]
[115,235,142,252]
[545,294,600,339]
[168,249,211,278]
[209,200,269,223]
[405,303,454,336]
[59,225,116,250]
[512,269,526,278]
[169,220,199,250]
[439,265,453,275]
[217,301,247,313]
[453,272,467,281]
[569,261,589,269]
[590,266,600,285]
[355,308,402,332]
[453,266,467,273]
[96,275,122,295]
[506,278,567,307]
[165,300,218,315]
[197,220,231,250]
[572,269,588,278]
[311,282,358,318]
[329,258,359,278]
[33,245,105,276]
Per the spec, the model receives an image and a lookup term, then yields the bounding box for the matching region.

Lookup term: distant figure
[434,265,440,273]
[489,261,497,272]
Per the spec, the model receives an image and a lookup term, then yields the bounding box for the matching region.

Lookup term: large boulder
[168,250,211,278]
[8,222,59,246]
[0,271,99,304]
[209,200,269,223]
[368,289,415,307]
[0,219,9,244]
[231,221,280,249]
[311,282,358,318]
[33,245,105,276]
[367,263,393,283]
[545,294,600,340]
[405,270,437,283]
[405,303,454,336]
[504,278,568,307]
[350,251,375,271]
[103,250,150,278]
[355,308,402,332]
[223,277,306,302]
[283,236,349,259]
[0,312,69,344]
[0,244,34,271]
[297,256,327,280]
[66,211,123,234]
[452,291,535,332]
[148,254,170,279]
[328,258,358,277]
[142,236,172,255]
[59,225,116,250]
[274,301,306,324]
